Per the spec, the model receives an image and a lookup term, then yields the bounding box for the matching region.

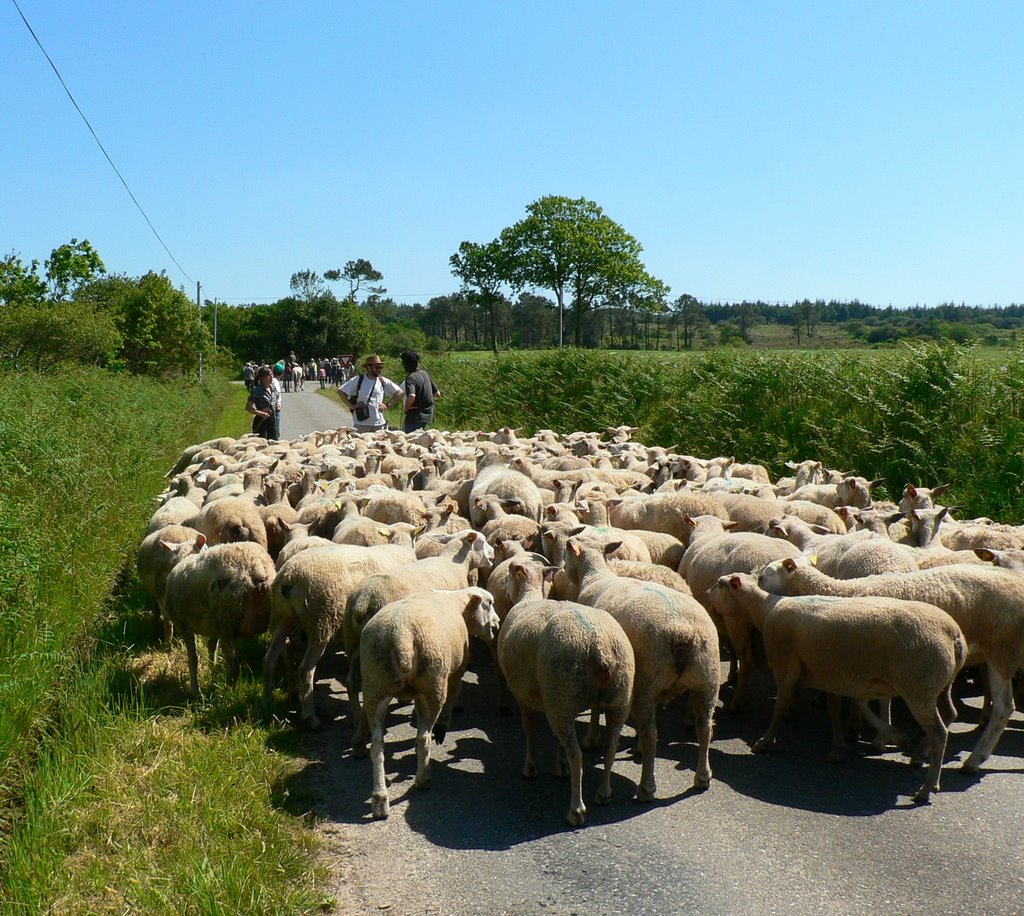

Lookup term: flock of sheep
[136,424,1024,824]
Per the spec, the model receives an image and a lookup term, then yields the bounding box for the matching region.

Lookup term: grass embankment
[428,343,1024,521]
[0,370,329,913]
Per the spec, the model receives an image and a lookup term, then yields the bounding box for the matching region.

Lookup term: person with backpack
[338,354,403,433]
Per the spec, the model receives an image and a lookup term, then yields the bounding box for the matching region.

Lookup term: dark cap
[400,350,419,368]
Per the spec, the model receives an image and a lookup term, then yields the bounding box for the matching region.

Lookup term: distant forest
[212,290,1024,362]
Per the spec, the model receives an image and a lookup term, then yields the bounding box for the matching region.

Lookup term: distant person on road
[271,361,285,438]
[245,366,277,438]
[242,361,255,393]
[399,350,441,433]
[338,354,403,433]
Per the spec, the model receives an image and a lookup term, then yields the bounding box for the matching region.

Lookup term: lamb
[709,572,965,803]
[900,482,952,515]
[784,476,884,510]
[344,530,495,750]
[263,542,417,728]
[678,515,802,711]
[192,496,269,550]
[148,495,199,533]
[498,571,635,826]
[756,555,1024,772]
[564,537,720,798]
[362,586,500,819]
[163,539,277,695]
[361,489,433,526]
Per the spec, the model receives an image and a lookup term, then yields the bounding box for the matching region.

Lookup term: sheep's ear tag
[808,554,818,566]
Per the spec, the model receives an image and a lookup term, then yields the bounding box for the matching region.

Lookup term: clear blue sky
[3,1,1021,308]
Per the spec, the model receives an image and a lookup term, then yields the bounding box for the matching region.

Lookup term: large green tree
[324,259,385,302]
[499,195,668,347]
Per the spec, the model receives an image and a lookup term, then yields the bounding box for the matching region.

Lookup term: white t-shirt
[270,377,283,411]
[339,372,402,429]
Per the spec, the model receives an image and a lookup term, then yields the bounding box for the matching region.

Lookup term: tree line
[5,196,1022,376]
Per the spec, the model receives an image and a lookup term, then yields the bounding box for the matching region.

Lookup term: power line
[11,0,193,284]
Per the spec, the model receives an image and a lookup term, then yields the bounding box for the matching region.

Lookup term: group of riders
[242,355,353,394]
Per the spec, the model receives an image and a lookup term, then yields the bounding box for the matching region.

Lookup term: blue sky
[3,1,1021,308]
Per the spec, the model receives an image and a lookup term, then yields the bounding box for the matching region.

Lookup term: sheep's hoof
[522,762,538,780]
[566,806,586,827]
[301,713,322,731]
[414,773,432,790]
[594,785,612,806]
[751,737,773,754]
[350,743,369,759]
[825,746,846,763]
[692,772,711,791]
[961,755,983,774]
[911,787,933,805]
[633,784,656,803]
[371,795,390,819]
[580,732,601,751]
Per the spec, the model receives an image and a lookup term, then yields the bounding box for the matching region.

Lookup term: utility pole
[214,298,219,350]
[196,281,203,383]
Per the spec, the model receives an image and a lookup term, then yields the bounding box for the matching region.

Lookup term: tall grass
[0,369,329,912]
[429,343,1024,521]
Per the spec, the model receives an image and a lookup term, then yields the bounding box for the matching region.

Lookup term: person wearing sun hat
[337,354,403,433]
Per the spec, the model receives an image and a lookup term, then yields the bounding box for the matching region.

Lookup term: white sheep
[263,542,417,728]
[163,539,277,695]
[678,514,801,711]
[498,579,635,826]
[564,536,720,798]
[709,572,965,803]
[756,554,1024,772]
[192,496,269,550]
[606,490,730,543]
[135,525,204,636]
[362,587,500,819]
[344,530,495,750]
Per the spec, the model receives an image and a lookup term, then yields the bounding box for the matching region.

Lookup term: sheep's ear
[543,566,559,583]
[808,554,818,566]
[569,525,587,536]
[415,525,426,536]
[603,541,623,556]
[194,533,208,550]
[684,515,697,528]
[933,483,952,498]
[502,498,523,511]
[725,521,741,531]
[869,478,885,490]
[159,538,178,551]
[785,460,798,469]
[607,498,622,510]
[810,523,830,535]
[376,527,390,537]
[904,483,918,497]
[568,541,582,558]
[936,507,949,522]
[522,535,536,551]
[512,562,528,580]
[728,575,742,589]
[545,505,557,517]
[782,558,797,572]
[974,547,997,562]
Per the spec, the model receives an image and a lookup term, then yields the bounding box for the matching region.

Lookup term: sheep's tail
[589,639,617,690]
[952,629,968,675]
[388,630,418,683]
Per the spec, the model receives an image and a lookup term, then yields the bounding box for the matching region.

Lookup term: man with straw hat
[337,354,403,433]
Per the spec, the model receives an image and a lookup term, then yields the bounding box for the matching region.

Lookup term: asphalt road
[276,381,354,440]
[271,388,1024,915]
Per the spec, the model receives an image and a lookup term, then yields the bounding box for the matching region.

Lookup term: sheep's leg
[347,652,371,754]
[825,693,847,762]
[753,677,799,754]
[415,688,444,790]
[520,706,538,779]
[581,708,602,751]
[633,702,658,802]
[597,702,628,806]
[690,688,716,789]
[222,639,239,684]
[432,673,461,744]
[208,637,219,667]
[550,715,586,827]
[262,624,290,707]
[856,699,907,751]
[963,666,1015,772]
[182,630,200,696]
[367,693,392,819]
[725,623,751,713]
[297,638,328,731]
[906,699,949,803]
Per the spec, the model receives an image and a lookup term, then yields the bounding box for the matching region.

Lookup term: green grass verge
[0,370,331,913]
